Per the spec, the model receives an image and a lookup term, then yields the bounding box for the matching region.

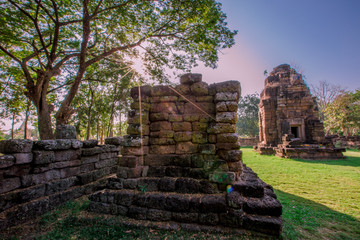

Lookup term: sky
[190,0,360,96]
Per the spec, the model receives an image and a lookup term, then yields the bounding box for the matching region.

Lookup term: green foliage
[324,90,360,136]
[236,93,260,137]
[311,80,346,122]
[138,184,148,194]
[0,0,237,138]
[71,60,134,140]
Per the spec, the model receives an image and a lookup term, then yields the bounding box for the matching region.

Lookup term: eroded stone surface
[86,73,282,236]
[256,64,345,159]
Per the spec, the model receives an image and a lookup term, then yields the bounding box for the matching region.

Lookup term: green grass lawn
[242,147,360,239]
[2,149,359,240]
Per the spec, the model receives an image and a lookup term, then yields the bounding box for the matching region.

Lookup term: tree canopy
[324,90,360,136]
[0,0,236,139]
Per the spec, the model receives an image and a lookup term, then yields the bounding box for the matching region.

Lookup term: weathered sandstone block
[216,112,237,123]
[0,139,33,153]
[55,125,77,139]
[207,123,236,134]
[190,81,209,96]
[149,145,176,154]
[215,92,239,102]
[176,142,198,154]
[180,73,202,85]
[173,122,192,132]
[174,132,192,142]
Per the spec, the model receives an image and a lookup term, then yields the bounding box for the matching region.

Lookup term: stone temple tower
[256,64,345,159]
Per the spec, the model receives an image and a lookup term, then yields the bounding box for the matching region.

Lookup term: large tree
[0,0,236,139]
[324,90,360,136]
[311,80,346,122]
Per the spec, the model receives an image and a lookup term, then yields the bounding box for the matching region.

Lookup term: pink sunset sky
[184,0,360,96]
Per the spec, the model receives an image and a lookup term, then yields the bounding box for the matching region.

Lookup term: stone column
[118,86,151,179]
[208,81,243,185]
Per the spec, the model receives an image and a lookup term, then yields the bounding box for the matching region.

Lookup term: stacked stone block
[88,74,282,236]
[238,137,259,147]
[256,64,345,159]
[326,135,360,149]
[0,137,120,230]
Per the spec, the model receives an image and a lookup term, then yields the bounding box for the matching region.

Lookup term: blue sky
[192,0,360,95]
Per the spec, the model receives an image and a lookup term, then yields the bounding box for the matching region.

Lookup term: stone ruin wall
[87,74,283,236]
[326,135,360,149]
[238,137,259,147]
[118,73,243,185]
[0,137,121,230]
[0,74,283,236]
[258,64,325,146]
[256,64,345,159]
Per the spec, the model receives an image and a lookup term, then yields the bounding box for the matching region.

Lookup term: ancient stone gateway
[88,74,282,236]
[255,64,345,159]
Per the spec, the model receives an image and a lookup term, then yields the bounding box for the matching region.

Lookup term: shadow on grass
[276,189,360,240]
[290,150,360,167]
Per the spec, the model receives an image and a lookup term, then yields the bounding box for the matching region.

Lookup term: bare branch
[91,0,104,17]
[34,0,56,23]
[85,37,147,67]
[8,0,35,21]
[0,44,22,64]
[59,19,82,26]
[0,75,13,96]
[8,0,51,60]
[47,80,73,94]
[49,0,60,64]
[52,53,80,71]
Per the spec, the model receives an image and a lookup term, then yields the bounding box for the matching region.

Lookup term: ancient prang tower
[88,74,283,236]
[255,64,345,159]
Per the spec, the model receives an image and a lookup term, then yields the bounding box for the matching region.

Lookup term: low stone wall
[87,74,283,236]
[238,137,259,147]
[0,138,120,230]
[326,135,360,149]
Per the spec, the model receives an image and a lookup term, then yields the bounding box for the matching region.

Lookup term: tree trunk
[11,112,15,139]
[119,112,122,136]
[107,85,118,137]
[96,122,99,141]
[86,84,94,140]
[86,114,91,140]
[100,127,104,144]
[36,98,54,140]
[24,101,31,139]
[54,0,91,126]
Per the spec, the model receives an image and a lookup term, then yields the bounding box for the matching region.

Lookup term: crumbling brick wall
[119,73,243,187]
[0,137,120,229]
[88,74,283,236]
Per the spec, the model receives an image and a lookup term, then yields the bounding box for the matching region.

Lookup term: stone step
[107,177,221,194]
[89,189,226,214]
[146,165,209,179]
[89,187,281,218]
[88,188,282,236]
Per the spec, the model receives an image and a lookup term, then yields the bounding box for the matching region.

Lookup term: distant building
[255,64,345,159]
